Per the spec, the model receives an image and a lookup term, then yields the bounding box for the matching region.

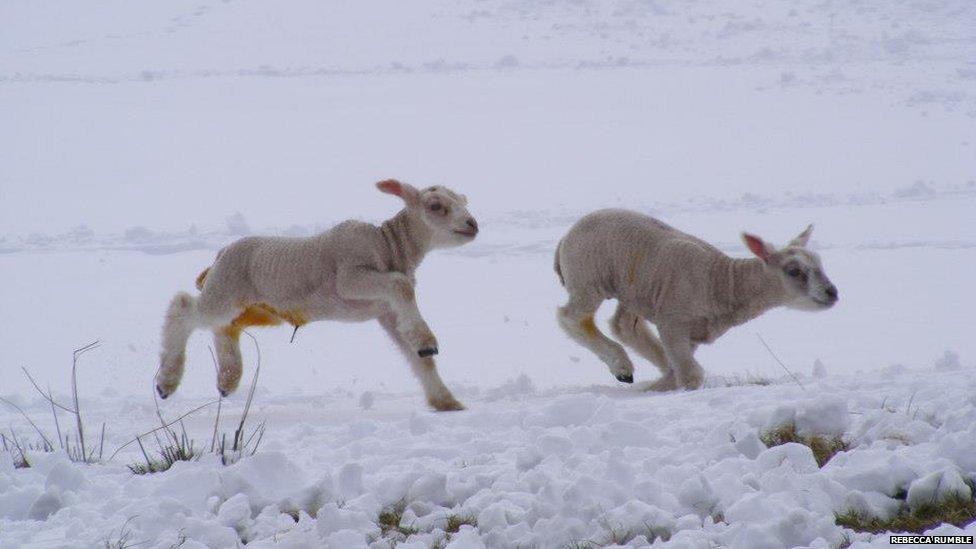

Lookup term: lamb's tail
[553,239,565,286]
[194,249,225,291]
[195,267,210,291]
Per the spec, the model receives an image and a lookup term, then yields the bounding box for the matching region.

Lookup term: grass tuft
[372,506,478,547]
[760,422,849,467]
[1,432,49,468]
[127,422,200,474]
[444,513,477,534]
[376,500,419,539]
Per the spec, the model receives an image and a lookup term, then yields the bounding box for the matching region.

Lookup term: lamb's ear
[789,224,814,248]
[376,179,420,205]
[742,232,775,262]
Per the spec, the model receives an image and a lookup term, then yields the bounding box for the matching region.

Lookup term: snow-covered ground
[1,0,975,547]
[2,366,975,548]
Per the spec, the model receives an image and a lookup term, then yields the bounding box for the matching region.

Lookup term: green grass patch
[836,493,976,534]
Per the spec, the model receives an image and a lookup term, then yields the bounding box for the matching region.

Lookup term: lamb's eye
[429,203,442,212]
[787,267,803,278]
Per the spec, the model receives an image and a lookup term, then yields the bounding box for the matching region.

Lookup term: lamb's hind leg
[212,329,244,397]
[378,315,464,411]
[156,292,199,399]
[558,294,635,383]
[609,303,677,391]
[212,304,282,396]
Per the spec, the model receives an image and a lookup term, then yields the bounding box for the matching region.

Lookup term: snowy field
[1,1,975,547]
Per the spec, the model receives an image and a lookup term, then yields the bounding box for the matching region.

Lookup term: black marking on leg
[418,347,438,358]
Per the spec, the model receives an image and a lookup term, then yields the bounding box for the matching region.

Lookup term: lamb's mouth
[812,297,836,308]
[454,229,477,238]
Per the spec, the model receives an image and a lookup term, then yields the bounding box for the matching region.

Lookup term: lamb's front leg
[378,315,464,411]
[336,267,437,356]
[658,325,705,390]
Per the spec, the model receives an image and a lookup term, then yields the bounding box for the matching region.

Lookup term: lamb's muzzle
[154,179,476,412]
[555,209,838,390]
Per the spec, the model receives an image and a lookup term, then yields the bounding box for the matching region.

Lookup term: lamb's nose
[466,218,479,233]
[825,285,838,301]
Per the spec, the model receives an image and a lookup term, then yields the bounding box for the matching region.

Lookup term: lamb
[154,179,479,411]
[554,209,838,390]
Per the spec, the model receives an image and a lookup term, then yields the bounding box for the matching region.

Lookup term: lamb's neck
[380,209,433,274]
[725,258,788,327]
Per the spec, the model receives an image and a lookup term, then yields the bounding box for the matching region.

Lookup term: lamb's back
[557,209,726,316]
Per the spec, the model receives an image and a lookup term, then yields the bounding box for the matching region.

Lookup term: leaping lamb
[154,179,479,411]
[554,209,838,390]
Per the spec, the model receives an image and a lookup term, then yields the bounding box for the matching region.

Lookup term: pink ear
[742,233,770,261]
[376,179,404,197]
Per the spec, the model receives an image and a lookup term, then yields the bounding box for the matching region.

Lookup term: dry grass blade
[234,331,261,453]
[152,381,180,449]
[71,340,100,461]
[0,396,54,451]
[49,384,64,450]
[208,346,223,453]
[756,333,805,390]
[19,369,71,452]
[21,368,76,414]
[98,422,106,461]
[19,352,107,463]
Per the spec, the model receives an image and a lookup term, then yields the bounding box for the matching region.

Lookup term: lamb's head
[742,225,839,311]
[377,179,478,247]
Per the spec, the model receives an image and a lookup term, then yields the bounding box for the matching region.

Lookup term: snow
[3,371,975,547]
[2,0,976,547]
[935,350,963,372]
[906,468,972,511]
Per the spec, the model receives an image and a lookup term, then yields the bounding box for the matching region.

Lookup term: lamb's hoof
[431,398,465,412]
[646,374,678,392]
[615,373,634,384]
[156,385,170,399]
[418,347,438,358]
